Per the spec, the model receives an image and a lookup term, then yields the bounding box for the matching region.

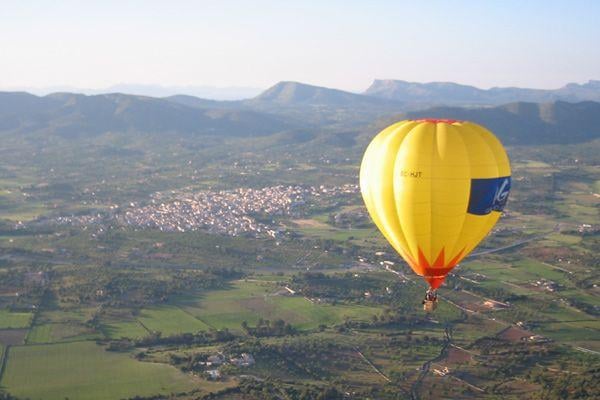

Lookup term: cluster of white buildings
[577,223,596,233]
[53,213,105,226]
[117,184,358,237]
[531,278,559,292]
[199,352,256,380]
[41,184,359,237]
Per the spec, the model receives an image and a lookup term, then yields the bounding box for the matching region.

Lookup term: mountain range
[164,81,395,111]
[0,92,291,138]
[0,84,262,100]
[8,79,600,105]
[365,79,600,105]
[401,101,600,144]
[1,80,600,145]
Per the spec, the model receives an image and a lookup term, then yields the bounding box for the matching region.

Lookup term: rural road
[468,228,556,258]
[355,347,391,382]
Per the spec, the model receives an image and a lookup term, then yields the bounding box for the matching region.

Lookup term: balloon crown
[412,118,462,124]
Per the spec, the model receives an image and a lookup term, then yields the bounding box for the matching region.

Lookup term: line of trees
[241,318,295,337]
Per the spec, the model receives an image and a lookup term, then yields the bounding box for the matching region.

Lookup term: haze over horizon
[1,0,599,95]
[3,78,600,101]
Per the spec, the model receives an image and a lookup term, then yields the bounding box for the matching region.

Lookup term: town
[50,184,359,238]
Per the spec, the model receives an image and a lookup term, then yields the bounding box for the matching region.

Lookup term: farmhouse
[206,369,221,380]
[284,286,296,295]
[527,335,551,343]
[207,354,225,365]
[433,367,450,376]
[230,353,255,367]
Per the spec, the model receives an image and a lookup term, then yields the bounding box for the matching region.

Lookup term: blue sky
[1,0,598,92]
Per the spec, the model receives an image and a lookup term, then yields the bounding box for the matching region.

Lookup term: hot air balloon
[360,119,511,311]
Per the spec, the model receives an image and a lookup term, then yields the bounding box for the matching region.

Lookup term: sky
[1,0,599,94]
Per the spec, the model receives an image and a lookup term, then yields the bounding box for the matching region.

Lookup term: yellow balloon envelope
[360,119,511,289]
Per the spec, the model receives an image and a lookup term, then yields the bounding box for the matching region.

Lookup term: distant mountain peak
[251,81,398,108]
[255,81,349,103]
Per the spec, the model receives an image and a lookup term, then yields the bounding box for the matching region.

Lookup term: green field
[0,310,33,329]
[25,324,52,343]
[101,318,150,339]
[540,323,599,343]
[35,308,97,324]
[513,160,554,169]
[26,323,102,344]
[461,258,568,286]
[0,191,48,221]
[177,281,382,331]
[458,255,600,350]
[137,305,213,335]
[554,201,598,222]
[1,341,199,400]
[297,226,378,242]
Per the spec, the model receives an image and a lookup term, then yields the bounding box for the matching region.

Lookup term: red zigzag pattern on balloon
[402,247,465,289]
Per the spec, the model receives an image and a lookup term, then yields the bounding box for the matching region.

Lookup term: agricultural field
[0,329,28,346]
[1,341,202,400]
[0,310,33,329]
[101,318,150,340]
[137,305,213,335]
[295,226,378,242]
[26,322,102,344]
[174,280,383,331]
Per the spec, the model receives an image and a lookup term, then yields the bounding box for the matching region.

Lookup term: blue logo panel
[467,177,511,215]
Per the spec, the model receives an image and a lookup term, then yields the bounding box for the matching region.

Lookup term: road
[468,228,556,258]
[355,347,391,382]
[574,346,600,356]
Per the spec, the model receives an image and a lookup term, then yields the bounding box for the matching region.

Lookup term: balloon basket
[423,299,438,313]
[422,289,438,312]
